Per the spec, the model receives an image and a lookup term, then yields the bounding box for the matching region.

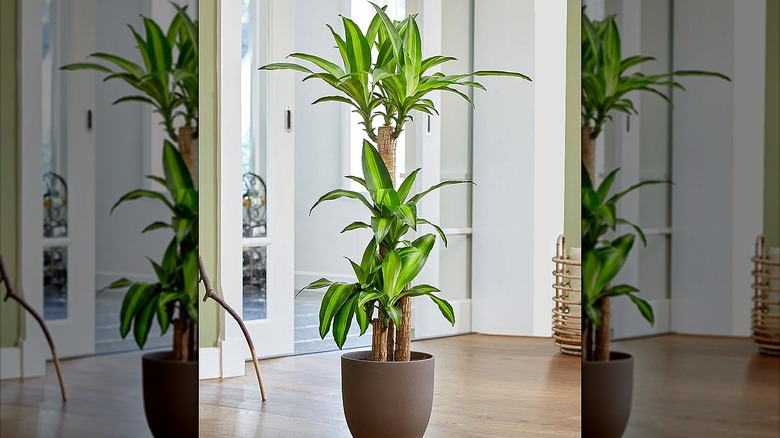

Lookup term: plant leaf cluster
[581,165,666,328]
[103,142,199,349]
[260,3,530,141]
[298,141,471,348]
[581,10,729,139]
[61,4,198,142]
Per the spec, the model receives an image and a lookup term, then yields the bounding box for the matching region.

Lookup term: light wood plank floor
[614,334,780,438]
[199,334,581,438]
[0,349,156,438]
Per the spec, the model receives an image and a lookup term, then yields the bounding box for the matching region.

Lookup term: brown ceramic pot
[341,351,435,438]
[582,351,634,438]
[142,351,198,438]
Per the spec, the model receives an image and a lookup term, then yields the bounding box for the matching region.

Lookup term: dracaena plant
[262,3,528,363]
[581,166,666,361]
[260,3,529,142]
[103,141,199,362]
[580,9,727,363]
[581,10,729,179]
[298,141,470,358]
[61,4,199,176]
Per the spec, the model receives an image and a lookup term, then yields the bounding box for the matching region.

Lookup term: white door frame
[18,0,96,377]
[216,0,295,378]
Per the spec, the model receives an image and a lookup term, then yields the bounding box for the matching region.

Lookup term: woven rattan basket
[752,235,780,356]
[552,235,581,356]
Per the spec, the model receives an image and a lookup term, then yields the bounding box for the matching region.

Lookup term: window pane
[242,246,267,321]
[43,246,67,320]
[241,0,269,237]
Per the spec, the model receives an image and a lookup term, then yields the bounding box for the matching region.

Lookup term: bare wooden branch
[0,256,67,402]
[198,256,266,401]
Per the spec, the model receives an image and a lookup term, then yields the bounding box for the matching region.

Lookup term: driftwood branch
[197,256,266,401]
[0,256,67,402]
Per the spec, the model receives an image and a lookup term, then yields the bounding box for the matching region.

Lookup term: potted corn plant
[261,4,529,437]
[580,10,728,438]
[62,6,199,437]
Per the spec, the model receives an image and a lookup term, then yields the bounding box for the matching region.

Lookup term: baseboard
[295,271,353,292]
[0,347,21,380]
[199,347,220,380]
[96,271,157,291]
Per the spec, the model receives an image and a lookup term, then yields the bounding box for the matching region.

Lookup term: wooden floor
[614,334,780,438]
[199,334,581,437]
[2,334,776,437]
[0,349,155,438]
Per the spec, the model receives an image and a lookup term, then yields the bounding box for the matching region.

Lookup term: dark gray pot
[142,351,198,438]
[582,351,634,438]
[342,351,435,438]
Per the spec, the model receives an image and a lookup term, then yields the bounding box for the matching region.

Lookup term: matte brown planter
[142,351,198,438]
[582,351,634,438]
[342,351,435,438]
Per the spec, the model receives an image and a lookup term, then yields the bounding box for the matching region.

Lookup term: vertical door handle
[87,109,93,131]
[285,107,292,132]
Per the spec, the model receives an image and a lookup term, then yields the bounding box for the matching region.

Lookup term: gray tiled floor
[94,289,371,356]
[95,290,171,355]
[293,290,371,355]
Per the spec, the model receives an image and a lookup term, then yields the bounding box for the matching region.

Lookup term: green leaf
[384,303,403,329]
[358,289,384,307]
[182,250,199,302]
[258,62,313,73]
[371,216,393,244]
[370,2,403,64]
[110,189,174,215]
[163,140,194,192]
[119,283,156,339]
[104,278,133,290]
[341,221,371,233]
[319,283,355,339]
[417,218,448,247]
[381,250,403,300]
[397,168,421,202]
[133,294,159,349]
[347,258,367,285]
[356,302,372,335]
[298,278,333,297]
[344,175,368,190]
[142,221,171,233]
[409,180,474,205]
[428,294,455,325]
[289,53,345,78]
[394,234,436,297]
[310,188,377,215]
[391,203,417,230]
[59,62,113,74]
[143,17,173,73]
[332,294,358,349]
[628,293,655,325]
[360,238,378,272]
[89,53,145,77]
[361,140,393,192]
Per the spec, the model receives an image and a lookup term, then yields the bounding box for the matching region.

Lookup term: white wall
[671,0,765,336]
[471,0,569,337]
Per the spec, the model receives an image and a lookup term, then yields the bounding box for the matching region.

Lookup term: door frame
[214,0,296,378]
[18,0,97,377]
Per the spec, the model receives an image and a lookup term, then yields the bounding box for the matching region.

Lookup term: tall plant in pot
[62,6,199,438]
[580,10,728,438]
[261,4,529,437]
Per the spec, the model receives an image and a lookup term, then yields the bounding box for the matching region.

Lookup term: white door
[20,0,96,366]
[217,0,295,375]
